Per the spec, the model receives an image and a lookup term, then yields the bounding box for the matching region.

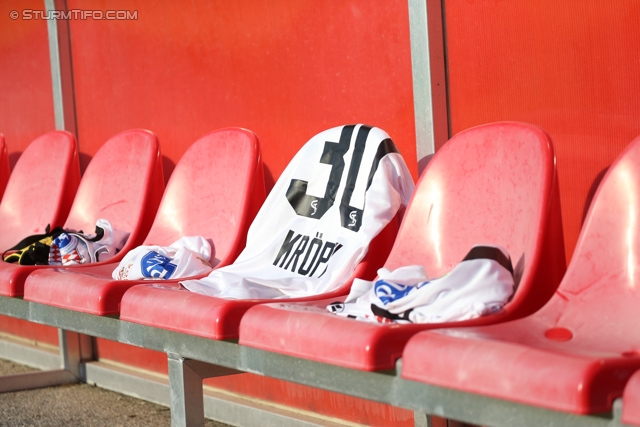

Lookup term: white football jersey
[112,236,213,280]
[327,245,515,324]
[181,124,415,299]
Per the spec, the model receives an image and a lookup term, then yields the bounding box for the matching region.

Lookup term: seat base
[120,284,284,340]
[622,370,640,425]
[239,299,512,371]
[0,262,41,297]
[401,323,640,415]
[24,264,136,315]
[23,264,214,316]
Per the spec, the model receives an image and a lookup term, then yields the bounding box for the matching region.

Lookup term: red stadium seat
[0,129,163,297]
[117,125,408,339]
[23,128,265,315]
[0,134,10,202]
[0,131,80,253]
[401,134,640,414]
[238,121,566,371]
[623,370,640,425]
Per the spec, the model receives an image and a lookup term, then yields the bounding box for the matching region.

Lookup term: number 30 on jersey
[286,125,398,232]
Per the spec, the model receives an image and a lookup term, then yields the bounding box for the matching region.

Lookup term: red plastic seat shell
[401,134,640,414]
[121,284,265,339]
[0,131,80,253]
[24,263,120,313]
[242,297,442,370]
[0,134,9,202]
[24,128,265,315]
[0,129,163,297]
[238,122,566,371]
[402,321,640,414]
[622,370,640,425]
[119,215,400,339]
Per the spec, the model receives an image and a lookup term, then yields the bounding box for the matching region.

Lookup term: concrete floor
[0,358,231,427]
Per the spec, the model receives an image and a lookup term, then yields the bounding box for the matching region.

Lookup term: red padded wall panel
[445,0,640,262]
[206,375,414,427]
[0,314,58,347]
[67,0,418,184]
[0,0,56,155]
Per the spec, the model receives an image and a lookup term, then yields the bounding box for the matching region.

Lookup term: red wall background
[68,0,418,182]
[444,0,640,263]
[1,0,639,426]
[0,0,55,165]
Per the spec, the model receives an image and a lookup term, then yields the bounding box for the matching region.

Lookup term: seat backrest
[0,134,9,202]
[0,131,80,252]
[63,129,164,254]
[544,134,640,346]
[142,128,265,267]
[383,122,565,320]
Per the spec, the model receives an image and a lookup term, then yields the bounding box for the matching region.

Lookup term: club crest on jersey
[348,211,358,227]
[374,279,414,304]
[273,230,342,277]
[141,251,177,279]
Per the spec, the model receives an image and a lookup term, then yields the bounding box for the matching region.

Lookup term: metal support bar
[169,354,207,427]
[168,354,241,427]
[0,299,93,391]
[414,411,434,427]
[0,296,30,319]
[396,377,617,427]
[0,328,91,393]
[0,369,77,393]
[0,297,632,427]
[45,0,77,136]
[180,358,243,379]
[58,329,93,379]
[408,0,449,174]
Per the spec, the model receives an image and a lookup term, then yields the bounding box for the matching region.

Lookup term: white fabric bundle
[112,236,213,280]
[327,245,515,324]
[49,219,129,266]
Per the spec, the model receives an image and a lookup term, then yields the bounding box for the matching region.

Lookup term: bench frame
[0,295,630,427]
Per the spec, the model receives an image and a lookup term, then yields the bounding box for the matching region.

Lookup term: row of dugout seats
[0,122,638,427]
